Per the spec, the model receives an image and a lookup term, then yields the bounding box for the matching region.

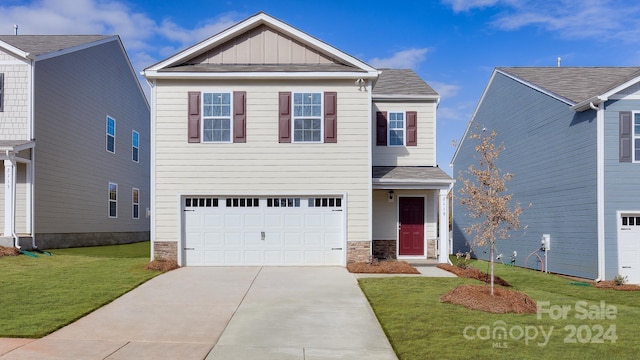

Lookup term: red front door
[399,197,424,256]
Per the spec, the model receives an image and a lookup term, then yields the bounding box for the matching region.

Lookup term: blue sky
[2,0,640,175]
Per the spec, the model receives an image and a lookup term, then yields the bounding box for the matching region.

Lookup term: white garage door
[183,196,344,266]
[619,214,640,284]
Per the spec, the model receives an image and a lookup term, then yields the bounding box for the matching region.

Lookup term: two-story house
[0,35,150,249]
[143,12,453,266]
[452,67,640,283]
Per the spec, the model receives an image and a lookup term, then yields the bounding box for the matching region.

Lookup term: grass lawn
[0,242,160,338]
[359,260,640,360]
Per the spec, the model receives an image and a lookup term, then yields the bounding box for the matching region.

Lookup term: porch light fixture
[388,190,395,202]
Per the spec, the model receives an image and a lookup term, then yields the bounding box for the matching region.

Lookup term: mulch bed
[347,260,420,274]
[595,280,640,291]
[440,284,537,314]
[437,263,511,286]
[0,246,21,257]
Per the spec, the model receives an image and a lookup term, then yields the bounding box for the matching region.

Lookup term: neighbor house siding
[0,50,30,140]
[452,72,598,279]
[153,78,370,248]
[33,40,150,236]
[372,101,436,166]
[602,97,640,279]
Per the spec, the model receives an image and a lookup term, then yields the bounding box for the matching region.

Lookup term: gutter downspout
[29,56,37,249]
[592,101,605,282]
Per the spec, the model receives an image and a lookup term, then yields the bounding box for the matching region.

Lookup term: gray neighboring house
[0,35,150,249]
[452,67,640,283]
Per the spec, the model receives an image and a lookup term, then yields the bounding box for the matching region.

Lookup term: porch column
[438,188,449,263]
[4,157,16,237]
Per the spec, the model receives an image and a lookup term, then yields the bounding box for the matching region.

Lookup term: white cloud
[368,48,429,69]
[442,0,501,12]
[428,81,461,98]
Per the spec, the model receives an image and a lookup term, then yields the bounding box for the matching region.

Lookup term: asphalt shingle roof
[498,67,640,104]
[373,68,438,97]
[0,35,110,56]
[372,166,452,182]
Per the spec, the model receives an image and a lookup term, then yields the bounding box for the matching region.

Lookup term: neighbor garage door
[183,196,344,266]
[619,213,640,284]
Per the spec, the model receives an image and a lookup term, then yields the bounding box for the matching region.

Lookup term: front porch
[0,140,35,247]
[372,166,454,263]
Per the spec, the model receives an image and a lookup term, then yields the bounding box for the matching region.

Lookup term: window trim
[108,182,118,218]
[132,130,139,163]
[201,91,233,143]
[387,111,406,146]
[291,91,324,143]
[106,116,116,153]
[633,112,640,163]
[132,188,140,219]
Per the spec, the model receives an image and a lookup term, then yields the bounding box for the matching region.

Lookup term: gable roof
[372,69,439,101]
[143,12,378,79]
[497,67,640,110]
[0,35,113,60]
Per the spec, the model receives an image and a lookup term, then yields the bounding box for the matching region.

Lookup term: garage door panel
[183,196,344,266]
[619,214,640,284]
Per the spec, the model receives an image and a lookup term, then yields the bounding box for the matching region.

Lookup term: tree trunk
[490,243,495,296]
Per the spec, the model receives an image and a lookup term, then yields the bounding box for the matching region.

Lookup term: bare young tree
[458,129,524,295]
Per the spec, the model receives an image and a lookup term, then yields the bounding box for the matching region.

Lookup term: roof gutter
[572,95,607,112]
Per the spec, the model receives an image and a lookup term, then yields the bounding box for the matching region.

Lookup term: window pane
[133,148,139,162]
[133,204,139,219]
[107,118,115,136]
[133,189,139,203]
[389,130,404,145]
[132,131,139,147]
[107,136,115,152]
[109,202,117,217]
[636,139,640,161]
[109,184,117,200]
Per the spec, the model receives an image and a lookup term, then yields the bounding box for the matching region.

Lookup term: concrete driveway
[0,267,397,360]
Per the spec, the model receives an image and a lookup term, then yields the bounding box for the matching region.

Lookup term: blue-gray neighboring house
[451,67,640,283]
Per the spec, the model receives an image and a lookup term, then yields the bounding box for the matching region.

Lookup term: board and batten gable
[0,49,30,140]
[602,93,640,279]
[452,71,598,279]
[372,100,436,166]
[33,39,150,239]
[153,78,371,247]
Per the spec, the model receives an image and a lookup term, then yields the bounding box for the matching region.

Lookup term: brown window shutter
[620,111,632,162]
[376,111,387,146]
[324,92,337,143]
[233,91,246,143]
[279,92,291,143]
[406,111,417,146]
[188,92,201,143]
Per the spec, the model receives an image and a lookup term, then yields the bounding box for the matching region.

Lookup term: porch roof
[372,166,454,189]
[0,140,35,153]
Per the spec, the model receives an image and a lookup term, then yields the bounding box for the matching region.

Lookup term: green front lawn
[359,261,640,360]
[0,242,160,338]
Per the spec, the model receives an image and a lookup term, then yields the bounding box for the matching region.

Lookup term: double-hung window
[388,111,405,146]
[293,92,322,142]
[132,130,139,162]
[108,182,117,218]
[106,116,116,153]
[132,188,139,219]
[634,113,640,162]
[202,92,232,143]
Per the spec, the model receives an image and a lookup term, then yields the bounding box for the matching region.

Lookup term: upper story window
[0,73,4,112]
[132,130,139,162]
[202,92,232,143]
[108,182,117,218]
[293,92,322,142]
[106,116,116,153]
[388,111,405,146]
[634,113,640,162]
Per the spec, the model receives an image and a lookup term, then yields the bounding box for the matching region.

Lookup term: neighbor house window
[635,113,640,162]
[202,92,231,142]
[132,130,139,162]
[106,116,116,153]
[108,182,117,218]
[293,92,322,142]
[132,188,139,219]
[388,111,405,146]
[0,73,4,112]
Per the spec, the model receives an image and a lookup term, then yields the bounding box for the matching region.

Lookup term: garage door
[619,214,640,284]
[183,196,344,266]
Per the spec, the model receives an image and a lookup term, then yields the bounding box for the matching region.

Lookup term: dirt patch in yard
[440,284,537,314]
[145,259,180,272]
[347,260,420,274]
[0,246,20,257]
[437,263,511,287]
[595,281,640,291]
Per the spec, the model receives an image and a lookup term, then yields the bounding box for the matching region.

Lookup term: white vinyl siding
[373,101,437,166]
[153,79,370,247]
[108,182,117,218]
[202,92,232,143]
[0,51,30,139]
